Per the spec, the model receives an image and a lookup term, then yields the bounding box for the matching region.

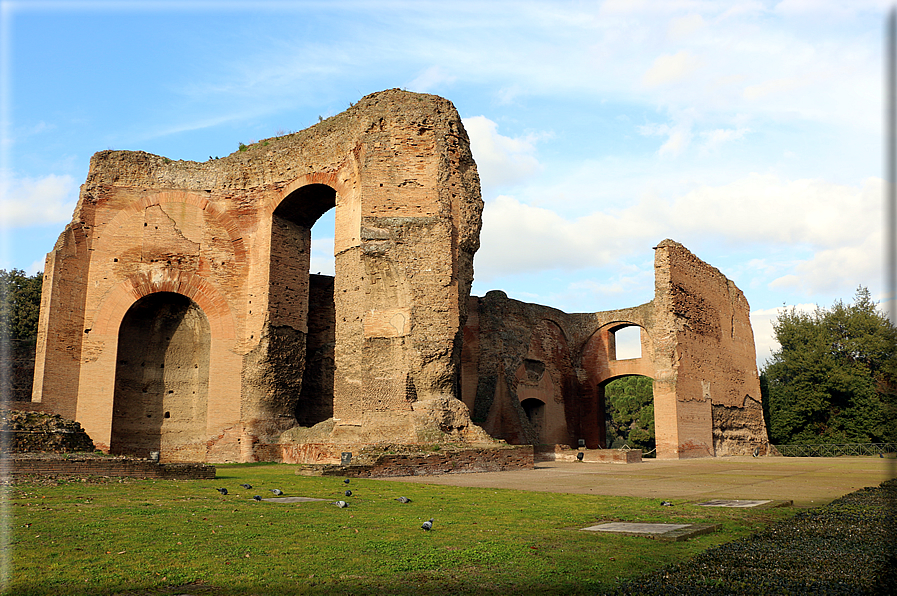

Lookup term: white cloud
[750,303,817,367]
[473,172,880,309]
[0,173,77,228]
[463,116,544,192]
[642,51,703,87]
[309,236,335,276]
[700,126,750,151]
[666,175,881,248]
[475,194,661,282]
[27,258,45,276]
[638,114,695,157]
[769,231,882,295]
[668,14,707,41]
[408,66,457,93]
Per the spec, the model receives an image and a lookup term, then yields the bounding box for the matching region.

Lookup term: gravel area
[607,478,897,595]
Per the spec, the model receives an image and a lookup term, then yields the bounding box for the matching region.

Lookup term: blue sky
[0,0,889,366]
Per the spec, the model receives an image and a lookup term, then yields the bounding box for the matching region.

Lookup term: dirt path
[383,456,897,507]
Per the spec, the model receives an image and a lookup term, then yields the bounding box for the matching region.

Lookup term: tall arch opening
[269,183,336,427]
[110,292,211,458]
[602,374,655,456]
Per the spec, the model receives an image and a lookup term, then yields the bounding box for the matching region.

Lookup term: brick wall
[316,445,533,478]
[4,456,215,480]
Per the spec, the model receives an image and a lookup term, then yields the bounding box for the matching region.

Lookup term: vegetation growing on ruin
[8,464,796,596]
[761,287,897,445]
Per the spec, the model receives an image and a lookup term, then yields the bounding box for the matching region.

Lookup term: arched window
[612,325,642,360]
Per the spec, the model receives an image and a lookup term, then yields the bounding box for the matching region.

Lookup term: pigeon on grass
[395,496,412,504]
[240,484,252,489]
[334,501,349,508]
[270,489,284,496]
[345,490,352,497]
[421,518,433,531]
[252,495,262,502]
[216,488,228,495]
[343,479,351,485]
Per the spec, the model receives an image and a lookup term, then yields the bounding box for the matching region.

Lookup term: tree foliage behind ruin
[762,287,897,445]
[605,375,655,452]
[0,269,43,341]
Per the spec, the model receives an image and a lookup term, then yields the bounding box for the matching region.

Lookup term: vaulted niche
[521,397,546,439]
[110,292,210,458]
[269,183,336,427]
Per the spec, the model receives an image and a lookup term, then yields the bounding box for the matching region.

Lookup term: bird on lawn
[216,488,228,495]
[345,490,352,497]
[343,479,351,485]
[421,518,433,531]
[335,500,349,508]
[395,496,412,503]
[270,489,283,496]
[240,483,252,489]
[252,495,262,502]
[660,500,673,507]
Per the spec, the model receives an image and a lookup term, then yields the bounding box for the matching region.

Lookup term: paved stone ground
[386,455,897,507]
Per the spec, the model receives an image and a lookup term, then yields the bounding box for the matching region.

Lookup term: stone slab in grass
[696,499,792,508]
[262,496,329,503]
[581,522,719,541]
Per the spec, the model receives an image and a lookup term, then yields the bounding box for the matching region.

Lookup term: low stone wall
[1,409,95,453]
[299,445,534,478]
[536,445,643,464]
[3,454,216,480]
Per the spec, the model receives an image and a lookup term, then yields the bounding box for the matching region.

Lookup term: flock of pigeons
[214,478,434,530]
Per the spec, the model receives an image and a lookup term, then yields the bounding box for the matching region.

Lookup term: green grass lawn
[6,464,798,596]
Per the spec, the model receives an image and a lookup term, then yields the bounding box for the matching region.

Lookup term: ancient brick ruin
[26,89,769,462]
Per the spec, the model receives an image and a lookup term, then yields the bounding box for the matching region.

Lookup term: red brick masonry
[310,445,534,478]
[3,454,216,480]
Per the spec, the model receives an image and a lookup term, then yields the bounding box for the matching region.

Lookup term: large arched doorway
[110,292,211,458]
[269,183,336,427]
[602,374,655,455]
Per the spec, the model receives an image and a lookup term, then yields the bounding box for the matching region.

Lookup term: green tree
[604,375,655,452]
[762,287,897,445]
[0,269,43,341]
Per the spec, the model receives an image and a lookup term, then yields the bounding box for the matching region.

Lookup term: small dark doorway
[110,292,210,458]
[521,397,546,441]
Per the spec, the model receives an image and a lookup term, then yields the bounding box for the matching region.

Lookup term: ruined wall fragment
[32,89,485,462]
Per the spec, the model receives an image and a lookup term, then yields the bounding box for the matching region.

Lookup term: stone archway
[601,374,656,453]
[272,183,336,428]
[110,292,210,459]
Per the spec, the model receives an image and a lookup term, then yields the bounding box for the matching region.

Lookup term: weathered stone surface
[31,90,768,463]
[31,89,484,462]
[462,240,770,459]
[1,410,94,453]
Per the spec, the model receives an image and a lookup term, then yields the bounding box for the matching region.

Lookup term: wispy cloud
[0,173,77,228]
[408,66,457,93]
[642,51,703,87]
[464,116,544,193]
